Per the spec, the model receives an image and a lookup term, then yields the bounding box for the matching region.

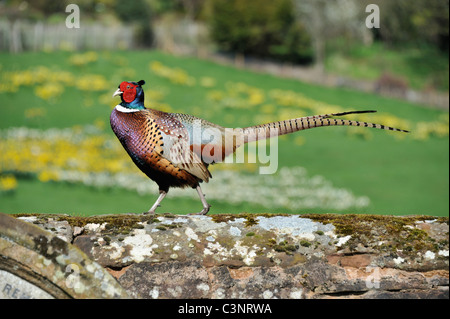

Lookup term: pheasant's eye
[126,85,131,89]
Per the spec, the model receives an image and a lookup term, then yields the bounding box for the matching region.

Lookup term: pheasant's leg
[190,185,211,215]
[147,190,167,214]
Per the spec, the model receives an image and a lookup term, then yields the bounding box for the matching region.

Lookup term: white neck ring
[115,104,140,113]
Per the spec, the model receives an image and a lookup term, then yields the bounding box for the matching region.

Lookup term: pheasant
[110,80,409,215]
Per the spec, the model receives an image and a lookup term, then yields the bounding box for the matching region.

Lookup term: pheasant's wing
[148,110,211,182]
[172,113,235,164]
[160,133,211,182]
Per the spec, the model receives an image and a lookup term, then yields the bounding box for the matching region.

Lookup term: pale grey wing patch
[174,114,225,146]
[160,130,211,182]
[173,114,230,163]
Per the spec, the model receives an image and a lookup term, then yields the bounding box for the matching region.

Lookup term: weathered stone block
[2,213,448,299]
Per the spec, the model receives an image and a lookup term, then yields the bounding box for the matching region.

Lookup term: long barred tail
[242,110,409,143]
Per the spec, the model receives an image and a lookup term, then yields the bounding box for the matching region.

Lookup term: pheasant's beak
[112,88,123,98]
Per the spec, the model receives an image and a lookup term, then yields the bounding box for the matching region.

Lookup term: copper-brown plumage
[110,80,409,215]
[110,108,206,191]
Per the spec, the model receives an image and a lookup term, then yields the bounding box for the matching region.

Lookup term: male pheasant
[110,80,408,215]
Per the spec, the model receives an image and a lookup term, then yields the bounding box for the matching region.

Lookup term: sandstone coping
[0,213,129,299]
[3,213,449,299]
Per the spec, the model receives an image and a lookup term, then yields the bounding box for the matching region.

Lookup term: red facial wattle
[119,82,137,103]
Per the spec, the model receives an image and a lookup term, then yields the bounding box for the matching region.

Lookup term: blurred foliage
[2,0,448,55]
[25,0,66,17]
[114,0,153,47]
[207,0,313,64]
[376,0,449,51]
[2,0,154,46]
[114,0,150,23]
[0,0,448,90]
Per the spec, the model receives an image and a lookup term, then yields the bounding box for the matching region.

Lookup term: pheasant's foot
[200,204,211,215]
[189,185,211,215]
[188,204,211,216]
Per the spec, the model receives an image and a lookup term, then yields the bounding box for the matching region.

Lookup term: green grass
[0,50,448,216]
[0,179,305,216]
[326,42,449,91]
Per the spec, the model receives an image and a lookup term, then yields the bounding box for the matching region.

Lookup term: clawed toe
[188,204,211,216]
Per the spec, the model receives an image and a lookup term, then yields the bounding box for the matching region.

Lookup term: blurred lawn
[0,50,448,216]
[326,42,449,91]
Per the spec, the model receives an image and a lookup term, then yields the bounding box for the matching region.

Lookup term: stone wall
[1,213,448,299]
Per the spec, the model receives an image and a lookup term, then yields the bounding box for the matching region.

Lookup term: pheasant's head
[112,80,146,110]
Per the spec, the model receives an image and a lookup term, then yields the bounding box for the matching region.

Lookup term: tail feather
[322,110,377,118]
[242,110,409,143]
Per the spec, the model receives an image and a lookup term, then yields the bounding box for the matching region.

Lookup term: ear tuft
[137,80,145,86]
